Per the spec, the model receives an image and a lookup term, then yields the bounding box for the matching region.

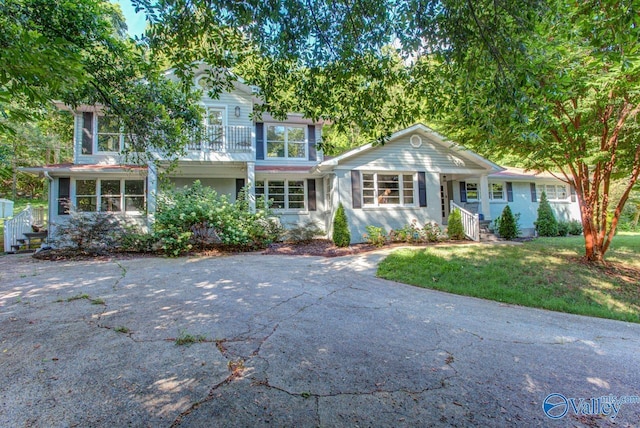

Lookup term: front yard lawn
[377,233,640,323]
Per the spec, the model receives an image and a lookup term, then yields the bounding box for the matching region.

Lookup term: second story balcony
[187,125,253,154]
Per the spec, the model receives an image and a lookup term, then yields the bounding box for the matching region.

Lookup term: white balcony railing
[450,201,480,241]
[187,125,253,153]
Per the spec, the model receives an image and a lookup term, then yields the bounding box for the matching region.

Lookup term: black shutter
[82,112,93,155]
[506,182,513,202]
[58,177,70,215]
[570,185,577,202]
[530,183,537,202]
[255,123,264,160]
[307,179,316,211]
[418,172,427,207]
[308,125,317,161]
[351,170,362,209]
[459,181,467,203]
[235,178,245,199]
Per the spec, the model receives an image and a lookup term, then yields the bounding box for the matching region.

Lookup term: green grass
[377,233,640,323]
[1,198,48,252]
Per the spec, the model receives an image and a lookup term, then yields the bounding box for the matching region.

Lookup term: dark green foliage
[557,221,569,237]
[332,203,351,247]
[447,209,465,240]
[497,205,518,240]
[568,220,583,236]
[535,192,558,237]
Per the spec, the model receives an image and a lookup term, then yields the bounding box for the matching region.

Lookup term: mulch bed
[262,239,377,257]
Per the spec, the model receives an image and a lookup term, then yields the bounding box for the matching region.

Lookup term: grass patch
[175,330,209,346]
[114,326,130,334]
[65,293,90,302]
[378,233,640,323]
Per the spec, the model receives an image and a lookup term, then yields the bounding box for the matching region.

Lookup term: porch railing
[450,201,480,242]
[3,205,47,252]
[187,125,253,153]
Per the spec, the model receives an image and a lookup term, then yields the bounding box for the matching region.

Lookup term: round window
[410,134,423,148]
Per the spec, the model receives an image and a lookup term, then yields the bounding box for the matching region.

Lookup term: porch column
[246,161,255,212]
[479,174,491,220]
[147,162,158,221]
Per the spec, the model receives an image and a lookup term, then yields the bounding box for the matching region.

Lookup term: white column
[479,174,491,220]
[147,161,158,222]
[246,161,255,212]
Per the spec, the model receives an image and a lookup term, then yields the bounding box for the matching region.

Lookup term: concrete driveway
[1,251,639,427]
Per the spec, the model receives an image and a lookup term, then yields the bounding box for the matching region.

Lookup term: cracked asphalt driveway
[1,251,639,427]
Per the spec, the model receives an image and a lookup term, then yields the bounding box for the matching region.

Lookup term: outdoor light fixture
[235,106,241,117]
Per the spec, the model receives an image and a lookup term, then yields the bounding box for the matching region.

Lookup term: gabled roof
[315,123,503,172]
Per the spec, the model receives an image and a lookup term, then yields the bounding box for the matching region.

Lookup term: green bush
[332,203,351,247]
[568,220,583,235]
[557,221,570,237]
[364,225,387,247]
[447,209,465,240]
[51,208,127,253]
[423,222,442,242]
[535,191,558,237]
[497,205,519,240]
[153,181,279,256]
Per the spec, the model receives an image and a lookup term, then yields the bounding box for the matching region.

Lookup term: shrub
[568,220,583,235]
[423,222,442,242]
[285,221,324,243]
[497,205,519,240]
[364,225,387,247]
[153,181,279,255]
[535,191,558,237]
[332,203,351,247]
[51,208,127,253]
[557,221,570,237]
[447,209,465,240]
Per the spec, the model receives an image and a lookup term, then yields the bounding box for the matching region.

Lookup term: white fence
[450,201,480,242]
[3,205,47,252]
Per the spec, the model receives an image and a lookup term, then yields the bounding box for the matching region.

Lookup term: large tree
[438,1,640,262]
[0,0,202,163]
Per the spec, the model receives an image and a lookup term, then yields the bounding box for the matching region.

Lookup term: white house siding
[486,181,581,236]
[337,133,485,172]
[200,88,253,129]
[333,169,443,243]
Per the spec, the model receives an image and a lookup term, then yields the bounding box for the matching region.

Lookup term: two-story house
[13,65,582,252]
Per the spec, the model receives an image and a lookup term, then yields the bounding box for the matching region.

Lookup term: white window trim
[94,115,124,154]
[537,183,569,201]
[204,105,228,127]
[488,182,506,201]
[465,182,480,202]
[361,171,417,208]
[265,123,308,160]
[73,178,146,214]
[256,179,308,212]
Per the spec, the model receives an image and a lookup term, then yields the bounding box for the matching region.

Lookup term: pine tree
[447,208,465,240]
[498,205,518,240]
[535,191,558,236]
[332,203,351,247]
